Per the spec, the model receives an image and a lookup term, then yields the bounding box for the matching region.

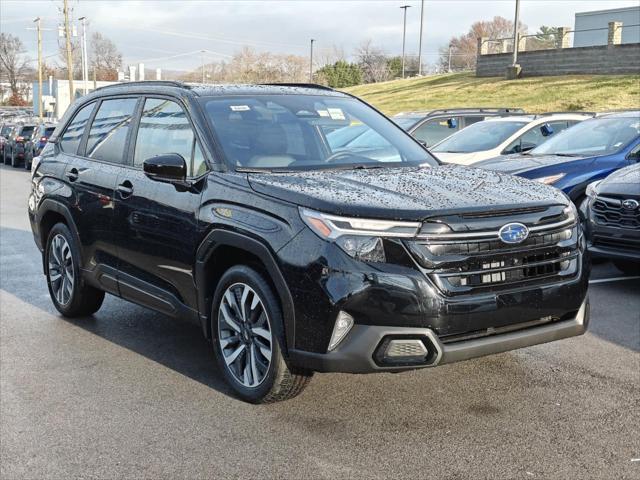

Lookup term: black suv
[29,82,589,403]
[4,123,37,167]
[582,163,640,274]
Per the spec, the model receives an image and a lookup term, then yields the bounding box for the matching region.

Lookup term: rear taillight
[16,136,24,142]
[40,137,48,142]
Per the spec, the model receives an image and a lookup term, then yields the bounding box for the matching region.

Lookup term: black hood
[475,153,592,175]
[597,163,640,197]
[247,165,568,221]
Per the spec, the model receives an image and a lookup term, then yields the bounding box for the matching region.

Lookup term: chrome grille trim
[417,217,576,240]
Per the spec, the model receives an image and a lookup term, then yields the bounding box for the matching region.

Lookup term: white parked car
[431,114,592,165]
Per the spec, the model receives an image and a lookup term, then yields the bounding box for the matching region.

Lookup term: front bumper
[289,298,589,373]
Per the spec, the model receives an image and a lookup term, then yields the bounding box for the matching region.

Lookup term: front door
[111,97,208,316]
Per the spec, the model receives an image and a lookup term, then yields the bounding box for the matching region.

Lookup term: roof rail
[259,82,335,91]
[395,107,525,116]
[534,111,596,118]
[94,80,190,92]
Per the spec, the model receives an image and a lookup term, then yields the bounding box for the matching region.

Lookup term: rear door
[63,96,139,294]
[111,96,207,315]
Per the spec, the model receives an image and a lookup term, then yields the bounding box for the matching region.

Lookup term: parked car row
[0,121,57,169]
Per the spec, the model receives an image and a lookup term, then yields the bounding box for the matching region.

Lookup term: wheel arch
[195,229,295,354]
[36,199,81,273]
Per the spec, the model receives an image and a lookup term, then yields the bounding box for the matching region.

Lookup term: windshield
[393,117,423,129]
[432,120,528,153]
[20,126,35,136]
[531,116,640,156]
[202,95,437,171]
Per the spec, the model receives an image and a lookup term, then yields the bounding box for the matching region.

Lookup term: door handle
[116,180,134,198]
[66,168,79,182]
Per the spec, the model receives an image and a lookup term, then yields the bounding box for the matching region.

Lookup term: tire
[25,148,33,170]
[613,261,640,276]
[45,223,105,317]
[10,150,18,168]
[211,265,312,403]
[3,147,10,165]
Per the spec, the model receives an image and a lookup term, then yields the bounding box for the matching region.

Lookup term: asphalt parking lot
[1,164,638,479]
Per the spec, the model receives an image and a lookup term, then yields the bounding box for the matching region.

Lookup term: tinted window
[134,98,207,177]
[86,98,137,163]
[463,116,486,127]
[203,95,438,170]
[44,127,56,136]
[413,118,459,146]
[59,103,95,154]
[432,120,528,153]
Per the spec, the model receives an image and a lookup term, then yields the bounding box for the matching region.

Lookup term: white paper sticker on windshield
[327,108,346,120]
[317,109,330,117]
[230,105,251,111]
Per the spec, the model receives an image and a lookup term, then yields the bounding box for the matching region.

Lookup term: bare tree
[90,32,122,81]
[57,38,82,79]
[356,40,391,83]
[438,16,527,72]
[0,33,31,98]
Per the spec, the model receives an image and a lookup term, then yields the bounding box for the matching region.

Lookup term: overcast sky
[1,0,638,72]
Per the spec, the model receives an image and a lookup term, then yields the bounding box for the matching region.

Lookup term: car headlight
[585,180,602,198]
[563,202,578,223]
[533,173,565,185]
[299,208,421,262]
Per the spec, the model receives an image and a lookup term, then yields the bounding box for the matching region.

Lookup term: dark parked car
[393,108,525,147]
[28,123,58,166]
[3,123,38,167]
[0,123,16,158]
[28,81,589,403]
[475,111,640,204]
[581,163,640,274]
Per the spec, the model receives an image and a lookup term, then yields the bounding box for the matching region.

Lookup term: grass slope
[343,72,640,115]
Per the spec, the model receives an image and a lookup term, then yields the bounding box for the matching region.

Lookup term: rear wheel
[10,150,18,168]
[613,261,640,276]
[3,147,10,165]
[211,265,312,403]
[45,223,105,317]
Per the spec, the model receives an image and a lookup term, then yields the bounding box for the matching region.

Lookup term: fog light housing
[374,335,438,367]
[328,311,354,351]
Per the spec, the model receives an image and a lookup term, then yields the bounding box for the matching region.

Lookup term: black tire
[613,261,640,276]
[45,223,105,317]
[3,147,10,165]
[10,150,18,168]
[25,148,33,170]
[211,265,312,403]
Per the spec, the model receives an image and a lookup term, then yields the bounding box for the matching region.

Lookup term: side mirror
[447,118,458,129]
[540,123,554,137]
[143,153,187,183]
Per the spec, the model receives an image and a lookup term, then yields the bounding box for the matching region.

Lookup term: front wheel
[45,223,105,317]
[211,265,312,403]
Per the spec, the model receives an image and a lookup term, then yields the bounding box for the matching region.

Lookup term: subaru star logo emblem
[622,199,639,210]
[499,222,529,244]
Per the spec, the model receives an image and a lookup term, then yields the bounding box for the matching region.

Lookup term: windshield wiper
[236,167,273,173]
[553,153,582,157]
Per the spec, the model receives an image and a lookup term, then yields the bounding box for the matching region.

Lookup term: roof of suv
[91,81,348,98]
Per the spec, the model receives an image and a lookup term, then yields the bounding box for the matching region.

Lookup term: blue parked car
[474,111,640,204]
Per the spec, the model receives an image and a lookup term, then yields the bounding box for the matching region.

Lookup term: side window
[413,118,458,146]
[59,102,95,154]
[134,98,207,177]
[463,116,485,127]
[85,98,138,164]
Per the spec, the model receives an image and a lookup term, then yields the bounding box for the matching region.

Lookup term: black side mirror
[143,153,187,183]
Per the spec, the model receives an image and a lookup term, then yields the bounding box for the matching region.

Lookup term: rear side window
[413,118,458,147]
[85,98,138,164]
[59,103,95,154]
[133,98,207,177]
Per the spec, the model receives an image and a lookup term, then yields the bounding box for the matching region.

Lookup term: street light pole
[511,0,521,67]
[62,0,74,100]
[33,17,43,121]
[417,0,424,76]
[201,50,206,83]
[78,17,88,95]
[309,38,315,82]
[400,5,411,79]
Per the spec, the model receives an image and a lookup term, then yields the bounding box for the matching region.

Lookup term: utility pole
[62,0,74,100]
[511,0,521,67]
[33,17,43,121]
[400,5,411,79]
[78,17,88,95]
[309,39,315,83]
[417,0,424,76]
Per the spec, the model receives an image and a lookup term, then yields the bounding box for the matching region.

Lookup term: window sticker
[317,109,330,117]
[327,108,346,120]
[230,105,251,112]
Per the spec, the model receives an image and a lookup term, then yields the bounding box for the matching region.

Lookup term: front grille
[406,211,580,296]
[592,235,640,253]
[592,195,640,229]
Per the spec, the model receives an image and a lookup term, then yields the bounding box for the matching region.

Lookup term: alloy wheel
[218,283,273,388]
[48,234,74,306]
